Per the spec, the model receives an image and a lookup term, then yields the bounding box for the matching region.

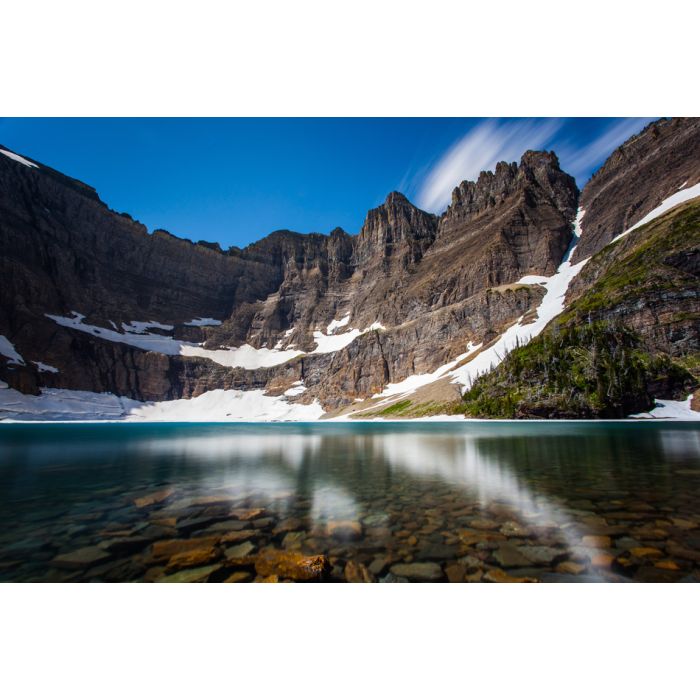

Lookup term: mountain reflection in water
[0,422,699,582]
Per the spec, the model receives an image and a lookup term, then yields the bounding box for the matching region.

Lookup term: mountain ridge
[1,117,698,420]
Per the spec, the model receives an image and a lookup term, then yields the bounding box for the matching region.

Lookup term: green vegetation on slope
[462,200,700,419]
[560,200,700,322]
[461,322,693,418]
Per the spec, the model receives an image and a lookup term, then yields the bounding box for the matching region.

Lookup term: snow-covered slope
[610,182,700,245]
[46,312,303,370]
[0,385,324,422]
[45,311,388,369]
[0,148,38,169]
[0,335,26,366]
[630,395,700,420]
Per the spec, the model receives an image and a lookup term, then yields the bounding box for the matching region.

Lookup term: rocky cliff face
[462,198,700,418]
[574,117,700,262]
[0,140,579,408]
[1,117,698,418]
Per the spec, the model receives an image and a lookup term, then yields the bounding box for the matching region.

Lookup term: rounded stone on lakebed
[50,546,112,570]
[389,562,443,582]
[325,520,363,541]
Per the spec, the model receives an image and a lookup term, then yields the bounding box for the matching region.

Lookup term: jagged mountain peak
[383,190,411,205]
[442,149,577,228]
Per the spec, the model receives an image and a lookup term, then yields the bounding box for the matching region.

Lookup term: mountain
[574,117,700,261]
[0,118,698,421]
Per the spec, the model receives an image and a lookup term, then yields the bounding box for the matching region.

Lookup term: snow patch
[185,317,223,327]
[0,148,38,169]
[326,313,350,334]
[122,320,174,333]
[630,395,700,421]
[0,388,136,421]
[372,342,482,400]
[0,386,324,422]
[284,381,307,397]
[179,343,302,369]
[0,335,25,366]
[33,361,59,374]
[611,183,700,245]
[46,312,301,370]
[311,321,385,355]
[311,328,363,354]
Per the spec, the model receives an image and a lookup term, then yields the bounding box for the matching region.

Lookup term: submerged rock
[483,567,536,583]
[224,571,253,583]
[224,541,255,559]
[133,488,174,508]
[150,535,220,563]
[368,557,390,577]
[444,563,466,583]
[325,520,363,541]
[230,508,265,521]
[493,544,532,568]
[255,549,330,581]
[389,562,443,582]
[517,545,563,566]
[157,564,220,583]
[344,561,375,583]
[50,546,112,570]
[165,546,221,572]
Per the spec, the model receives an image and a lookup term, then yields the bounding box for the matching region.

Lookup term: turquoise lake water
[1,421,699,582]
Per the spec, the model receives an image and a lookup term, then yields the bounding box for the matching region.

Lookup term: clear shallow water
[0,422,699,582]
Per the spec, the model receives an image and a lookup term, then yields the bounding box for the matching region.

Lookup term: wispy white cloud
[557,117,654,183]
[415,118,564,213]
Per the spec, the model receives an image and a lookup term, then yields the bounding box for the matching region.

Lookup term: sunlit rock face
[0,142,576,407]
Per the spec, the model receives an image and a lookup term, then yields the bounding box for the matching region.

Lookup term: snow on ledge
[311,321,385,355]
[611,182,700,245]
[122,320,174,333]
[0,148,38,169]
[185,317,223,327]
[46,312,301,370]
[284,381,307,397]
[326,313,350,334]
[0,335,25,366]
[33,361,59,374]
[47,310,384,368]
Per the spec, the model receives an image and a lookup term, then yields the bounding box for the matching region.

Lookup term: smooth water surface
[1,422,699,582]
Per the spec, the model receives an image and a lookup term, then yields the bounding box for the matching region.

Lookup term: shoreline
[2,416,699,425]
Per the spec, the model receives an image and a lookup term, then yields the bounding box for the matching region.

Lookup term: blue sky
[0,117,654,248]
